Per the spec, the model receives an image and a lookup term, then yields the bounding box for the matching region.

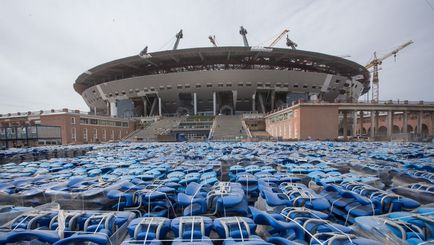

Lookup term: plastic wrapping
[0,202,135,244]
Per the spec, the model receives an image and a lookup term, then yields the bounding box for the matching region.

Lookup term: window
[206,83,212,88]
[71,127,76,141]
[166,85,172,90]
[218,83,224,87]
[226,83,232,87]
[177,84,182,89]
[238,82,244,87]
[83,128,88,141]
[195,84,201,88]
[185,84,191,89]
[71,117,76,125]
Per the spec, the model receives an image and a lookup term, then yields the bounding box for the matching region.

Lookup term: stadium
[74,29,370,118]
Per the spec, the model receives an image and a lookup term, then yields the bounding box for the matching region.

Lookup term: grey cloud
[0,0,433,113]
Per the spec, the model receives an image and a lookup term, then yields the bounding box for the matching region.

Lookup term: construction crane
[269,29,289,47]
[286,35,298,50]
[172,29,183,50]
[239,26,249,47]
[208,35,217,47]
[365,40,413,102]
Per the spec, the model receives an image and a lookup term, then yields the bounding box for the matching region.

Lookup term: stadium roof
[74,46,370,94]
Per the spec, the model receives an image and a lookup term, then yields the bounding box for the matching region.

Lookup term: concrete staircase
[126,117,183,141]
[211,115,247,141]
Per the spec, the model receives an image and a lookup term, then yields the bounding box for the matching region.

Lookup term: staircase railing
[208,116,219,140]
[241,119,252,138]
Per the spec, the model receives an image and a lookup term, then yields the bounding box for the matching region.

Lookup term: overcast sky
[0,0,433,113]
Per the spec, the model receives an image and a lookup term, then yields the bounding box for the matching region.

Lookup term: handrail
[208,116,219,140]
[241,120,252,138]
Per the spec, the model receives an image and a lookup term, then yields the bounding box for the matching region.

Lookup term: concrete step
[212,115,247,140]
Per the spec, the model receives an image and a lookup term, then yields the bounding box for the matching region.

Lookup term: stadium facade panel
[74,46,370,117]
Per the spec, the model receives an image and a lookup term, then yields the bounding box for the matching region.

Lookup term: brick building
[0,109,135,146]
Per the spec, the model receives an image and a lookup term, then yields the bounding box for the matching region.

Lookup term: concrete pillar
[359,110,364,135]
[143,97,148,117]
[417,111,422,135]
[403,111,408,133]
[271,91,275,110]
[213,92,217,116]
[110,101,117,117]
[252,93,256,112]
[232,90,237,112]
[370,111,375,139]
[343,111,348,139]
[158,97,162,116]
[387,110,393,139]
[374,111,379,137]
[431,112,434,137]
[193,92,197,115]
[352,110,358,137]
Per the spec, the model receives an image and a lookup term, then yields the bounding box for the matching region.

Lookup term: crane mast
[269,29,289,47]
[239,26,249,47]
[366,40,413,102]
[173,29,183,50]
[208,35,217,47]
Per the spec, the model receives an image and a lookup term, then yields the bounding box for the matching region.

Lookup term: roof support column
[252,93,256,112]
[343,111,348,140]
[370,111,375,139]
[402,111,408,133]
[359,110,364,135]
[193,92,197,115]
[232,90,237,113]
[352,110,358,137]
[143,96,148,117]
[213,92,217,116]
[158,97,162,117]
[387,110,393,139]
